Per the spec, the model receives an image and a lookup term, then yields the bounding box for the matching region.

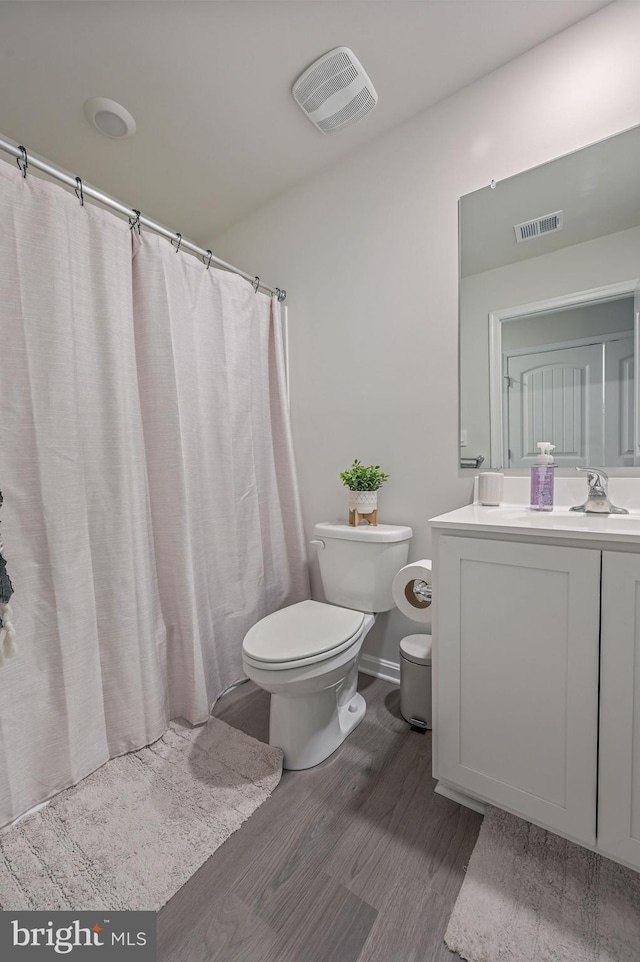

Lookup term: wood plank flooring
[157,675,482,962]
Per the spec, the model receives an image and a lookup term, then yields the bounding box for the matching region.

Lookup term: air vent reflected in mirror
[514,210,564,243]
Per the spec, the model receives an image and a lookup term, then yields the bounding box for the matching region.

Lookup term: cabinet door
[598,551,640,869]
[435,535,600,845]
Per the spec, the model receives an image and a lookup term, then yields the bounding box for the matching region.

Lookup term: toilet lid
[243,600,365,664]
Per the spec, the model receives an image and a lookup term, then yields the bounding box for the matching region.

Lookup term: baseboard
[359,653,400,685]
[435,781,487,815]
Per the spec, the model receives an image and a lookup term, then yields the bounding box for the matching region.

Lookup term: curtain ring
[128,209,141,234]
[74,177,84,207]
[252,276,260,293]
[16,145,28,178]
[203,249,213,270]
[172,232,182,253]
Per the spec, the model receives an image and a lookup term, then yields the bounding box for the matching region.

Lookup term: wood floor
[157,675,482,962]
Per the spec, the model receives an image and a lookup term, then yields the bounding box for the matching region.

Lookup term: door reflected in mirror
[459,124,640,472]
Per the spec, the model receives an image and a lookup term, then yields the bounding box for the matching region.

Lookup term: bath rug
[445,806,640,962]
[0,718,282,911]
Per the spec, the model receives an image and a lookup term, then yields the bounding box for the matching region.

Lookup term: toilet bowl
[242,522,412,770]
[243,600,375,769]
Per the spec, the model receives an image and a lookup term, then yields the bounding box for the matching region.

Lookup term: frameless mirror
[459,125,640,471]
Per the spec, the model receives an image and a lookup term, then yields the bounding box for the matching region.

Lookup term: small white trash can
[399,633,432,730]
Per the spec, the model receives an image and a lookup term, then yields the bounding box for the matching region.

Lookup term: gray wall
[501,299,633,351]
[213,3,640,668]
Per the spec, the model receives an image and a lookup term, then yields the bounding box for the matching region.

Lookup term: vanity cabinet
[598,551,640,866]
[435,535,600,846]
[431,510,640,872]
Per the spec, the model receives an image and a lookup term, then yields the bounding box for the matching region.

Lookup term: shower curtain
[132,234,309,722]
[0,158,309,826]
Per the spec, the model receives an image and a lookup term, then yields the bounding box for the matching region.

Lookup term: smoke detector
[514,210,563,243]
[292,47,377,135]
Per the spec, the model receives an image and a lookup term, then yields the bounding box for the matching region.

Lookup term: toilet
[242,522,412,769]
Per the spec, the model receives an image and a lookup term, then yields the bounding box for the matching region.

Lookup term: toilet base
[270,688,366,770]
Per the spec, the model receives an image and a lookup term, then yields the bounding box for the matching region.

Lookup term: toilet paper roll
[392,560,433,624]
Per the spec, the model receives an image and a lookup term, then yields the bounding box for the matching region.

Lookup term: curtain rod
[0,137,286,302]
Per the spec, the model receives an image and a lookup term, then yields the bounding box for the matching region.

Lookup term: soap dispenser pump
[530,442,556,512]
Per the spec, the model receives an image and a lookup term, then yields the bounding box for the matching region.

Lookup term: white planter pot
[348,490,378,514]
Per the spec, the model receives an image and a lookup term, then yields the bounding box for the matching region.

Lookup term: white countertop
[430,503,640,546]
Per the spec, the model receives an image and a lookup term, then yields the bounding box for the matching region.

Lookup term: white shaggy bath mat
[445,806,640,962]
[0,718,282,911]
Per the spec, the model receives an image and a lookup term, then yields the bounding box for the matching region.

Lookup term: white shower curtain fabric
[132,234,309,722]
[0,159,309,826]
[0,163,169,827]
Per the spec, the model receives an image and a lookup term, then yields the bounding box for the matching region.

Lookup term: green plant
[340,459,390,491]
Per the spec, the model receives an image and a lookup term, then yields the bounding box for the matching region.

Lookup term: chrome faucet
[570,467,628,515]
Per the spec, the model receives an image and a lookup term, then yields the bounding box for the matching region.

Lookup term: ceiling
[461,123,640,276]
[0,0,611,247]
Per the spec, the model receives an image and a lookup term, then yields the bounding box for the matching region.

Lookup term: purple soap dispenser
[530,442,556,512]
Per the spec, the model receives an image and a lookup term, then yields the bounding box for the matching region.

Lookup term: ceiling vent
[292,47,377,135]
[514,210,563,243]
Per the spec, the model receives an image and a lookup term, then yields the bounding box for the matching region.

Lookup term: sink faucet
[570,467,629,515]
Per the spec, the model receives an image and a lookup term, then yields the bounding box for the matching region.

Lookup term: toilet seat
[242,599,365,671]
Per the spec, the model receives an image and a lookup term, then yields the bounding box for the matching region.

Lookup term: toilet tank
[313,522,412,613]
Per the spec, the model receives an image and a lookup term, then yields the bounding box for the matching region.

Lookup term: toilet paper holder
[392,560,433,623]
[406,579,432,608]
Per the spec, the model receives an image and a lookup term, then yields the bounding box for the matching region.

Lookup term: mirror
[459,124,640,471]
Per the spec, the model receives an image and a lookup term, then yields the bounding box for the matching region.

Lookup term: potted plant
[340,459,390,525]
